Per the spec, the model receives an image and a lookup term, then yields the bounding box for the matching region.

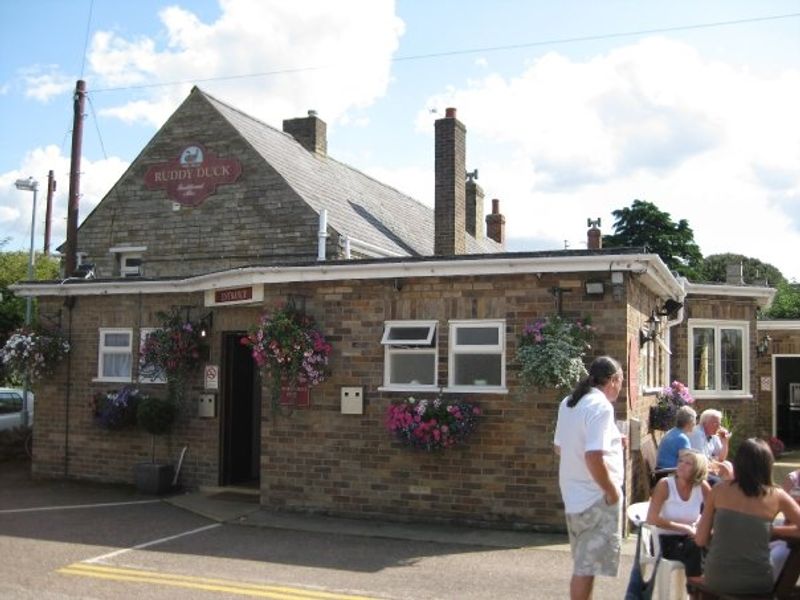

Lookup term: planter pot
[649,404,676,432]
[134,462,174,495]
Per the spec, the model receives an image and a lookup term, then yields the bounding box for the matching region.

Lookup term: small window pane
[693,328,715,390]
[720,329,743,390]
[102,353,132,378]
[389,354,435,385]
[454,354,501,386]
[456,327,499,346]
[104,333,130,347]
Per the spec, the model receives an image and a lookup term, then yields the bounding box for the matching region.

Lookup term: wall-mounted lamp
[639,313,661,347]
[585,280,605,296]
[756,334,772,357]
[199,312,213,338]
[657,298,683,319]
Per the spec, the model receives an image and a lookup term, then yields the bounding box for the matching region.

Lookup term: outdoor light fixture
[657,298,683,318]
[756,335,772,358]
[639,313,661,347]
[199,312,214,338]
[13,176,39,428]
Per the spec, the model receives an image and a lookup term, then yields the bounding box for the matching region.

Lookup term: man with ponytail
[554,355,626,600]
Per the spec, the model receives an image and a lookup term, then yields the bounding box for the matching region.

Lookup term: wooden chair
[641,435,677,489]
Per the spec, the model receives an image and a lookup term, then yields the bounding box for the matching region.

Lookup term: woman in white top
[646,448,711,579]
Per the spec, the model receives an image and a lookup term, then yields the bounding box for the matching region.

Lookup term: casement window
[448,320,506,391]
[97,328,133,382]
[380,321,438,390]
[688,319,749,397]
[639,326,668,393]
[138,328,166,384]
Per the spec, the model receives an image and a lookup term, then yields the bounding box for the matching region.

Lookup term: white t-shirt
[689,425,723,459]
[554,387,624,513]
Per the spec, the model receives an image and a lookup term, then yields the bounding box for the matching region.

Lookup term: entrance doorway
[775,356,800,447]
[220,332,261,486]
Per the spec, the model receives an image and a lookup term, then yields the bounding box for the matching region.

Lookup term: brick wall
[31,269,660,530]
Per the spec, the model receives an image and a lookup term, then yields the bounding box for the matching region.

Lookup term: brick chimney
[434,107,466,255]
[587,218,602,250]
[486,198,505,246]
[465,172,484,238]
[283,110,327,156]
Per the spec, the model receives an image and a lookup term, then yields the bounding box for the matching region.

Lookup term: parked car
[0,388,34,431]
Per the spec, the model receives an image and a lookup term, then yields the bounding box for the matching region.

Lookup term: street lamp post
[14,176,38,427]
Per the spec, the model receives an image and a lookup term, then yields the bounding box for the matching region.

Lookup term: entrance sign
[144,144,242,207]
[205,284,263,307]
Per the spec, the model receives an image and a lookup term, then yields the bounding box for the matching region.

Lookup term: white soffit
[684,282,776,308]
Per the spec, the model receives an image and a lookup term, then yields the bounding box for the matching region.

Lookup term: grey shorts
[565,496,622,577]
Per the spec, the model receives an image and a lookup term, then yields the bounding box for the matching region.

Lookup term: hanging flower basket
[241,303,331,410]
[1,325,70,383]
[92,386,143,430]
[386,396,481,451]
[648,380,694,431]
[516,315,593,392]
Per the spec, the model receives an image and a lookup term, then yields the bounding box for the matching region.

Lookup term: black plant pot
[649,404,676,432]
[134,462,174,495]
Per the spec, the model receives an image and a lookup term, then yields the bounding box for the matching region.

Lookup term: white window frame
[447,319,507,393]
[110,245,146,278]
[138,328,166,384]
[379,320,438,392]
[96,328,133,382]
[687,319,750,398]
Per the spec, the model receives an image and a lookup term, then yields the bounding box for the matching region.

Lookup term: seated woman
[695,438,800,595]
[646,448,710,580]
[656,406,697,470]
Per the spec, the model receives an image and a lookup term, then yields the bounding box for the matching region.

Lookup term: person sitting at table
[695,438,800,595]
[689,409,733,482]
[647,448,710,580]
[656,406,697,470]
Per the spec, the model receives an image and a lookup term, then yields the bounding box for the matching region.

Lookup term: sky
[1,0,798,282]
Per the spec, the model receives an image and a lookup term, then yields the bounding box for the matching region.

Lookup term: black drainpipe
[63,296,75,477]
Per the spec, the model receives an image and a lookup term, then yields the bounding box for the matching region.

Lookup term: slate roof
[201,89,502,257]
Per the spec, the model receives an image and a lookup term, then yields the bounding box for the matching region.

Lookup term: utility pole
[65,80,86,277]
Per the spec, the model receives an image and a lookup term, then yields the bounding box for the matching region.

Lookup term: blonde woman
[646,449,711,579]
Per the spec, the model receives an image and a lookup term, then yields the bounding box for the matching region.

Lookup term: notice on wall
[761,376,772,392]
[204,365,219,390]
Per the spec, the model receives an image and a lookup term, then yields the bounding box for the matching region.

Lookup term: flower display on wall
[649,380,695,431]
[241,303,332,408]
[0,325,70,383]
[386,396,481,451]
[516,315,593,392]
[91,386,142,430]
[139,311,207,381]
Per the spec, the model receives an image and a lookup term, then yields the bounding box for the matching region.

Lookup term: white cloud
[406,37,800,280]
[21,66,74,102]
[87,0,405,129]
[0,146,128,253]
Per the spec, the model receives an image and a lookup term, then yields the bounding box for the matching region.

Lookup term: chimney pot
[445,107,457,119]
[486,198,505,247]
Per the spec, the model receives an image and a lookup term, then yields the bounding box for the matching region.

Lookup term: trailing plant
[386,395,481,452]
[92,386,142,430]
[516,315,593,392]
[0,325,70,383]
[649,380,694,431]
[241,303,331,409]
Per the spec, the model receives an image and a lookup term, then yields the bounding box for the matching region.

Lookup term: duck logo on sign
[144,144,242,207]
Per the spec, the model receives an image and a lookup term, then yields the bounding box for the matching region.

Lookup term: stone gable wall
[74,93,335,279]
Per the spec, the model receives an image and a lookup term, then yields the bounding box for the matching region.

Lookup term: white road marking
[0,499,161,514]
[85,523,222,563]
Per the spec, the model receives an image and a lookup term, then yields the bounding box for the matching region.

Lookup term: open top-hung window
[448,319,506,392]
[381,321,437,390]
[688,319,749,397]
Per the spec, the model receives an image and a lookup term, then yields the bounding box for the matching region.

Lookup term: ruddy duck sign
[144,144,242,207]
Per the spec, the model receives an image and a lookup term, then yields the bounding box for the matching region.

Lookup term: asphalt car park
[1,459,634,599]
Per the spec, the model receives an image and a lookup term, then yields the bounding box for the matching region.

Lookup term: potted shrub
[133,396,177,495]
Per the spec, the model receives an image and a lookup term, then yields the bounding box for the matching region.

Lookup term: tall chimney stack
[434,107,466,255]
[486,198,505,246]
[283,110,327,156]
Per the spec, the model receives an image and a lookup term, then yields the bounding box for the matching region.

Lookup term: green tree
[602,200,703,278]
[698,253,785,285]
[763,282,800,319]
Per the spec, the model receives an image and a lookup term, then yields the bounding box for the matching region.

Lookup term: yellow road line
[57,562,379,600]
